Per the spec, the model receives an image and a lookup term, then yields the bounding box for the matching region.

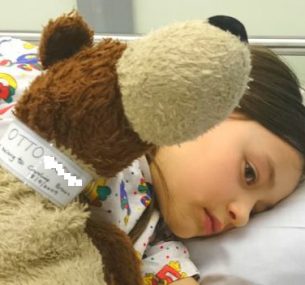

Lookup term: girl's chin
[168,226,199,239]
[164,216,200,239]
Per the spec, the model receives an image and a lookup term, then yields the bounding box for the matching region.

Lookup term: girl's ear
[39,11,94,69]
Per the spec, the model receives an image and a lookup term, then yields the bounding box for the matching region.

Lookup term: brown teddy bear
[0,11,250,285]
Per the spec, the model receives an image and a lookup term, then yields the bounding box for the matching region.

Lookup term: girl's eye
[244,162,257,185]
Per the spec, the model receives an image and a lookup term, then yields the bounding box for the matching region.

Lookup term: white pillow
[186,182,305,285]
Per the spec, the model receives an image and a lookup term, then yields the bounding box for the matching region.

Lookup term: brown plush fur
[14,38,152,178]
[39,11,94,69]
[85,218,143,285]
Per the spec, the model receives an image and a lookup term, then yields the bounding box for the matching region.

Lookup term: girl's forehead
[225,119,303,181]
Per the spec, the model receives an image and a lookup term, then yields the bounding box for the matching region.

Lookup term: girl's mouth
[203,208,223,235]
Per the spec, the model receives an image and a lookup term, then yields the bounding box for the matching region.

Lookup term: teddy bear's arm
[85,218,143,285]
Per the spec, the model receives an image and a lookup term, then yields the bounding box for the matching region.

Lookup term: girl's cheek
[214,169,239,198]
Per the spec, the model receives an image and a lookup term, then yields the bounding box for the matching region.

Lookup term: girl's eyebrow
[258,156,275,213]
[261,202,274,212]
[266,155,275,188]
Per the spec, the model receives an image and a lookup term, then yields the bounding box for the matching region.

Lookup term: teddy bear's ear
[208,15,248,43]
[39,11,94,69]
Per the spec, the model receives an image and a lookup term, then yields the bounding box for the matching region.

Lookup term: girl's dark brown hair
[129,45,305,242]
[128,147,159,244]
[236,45,305,158]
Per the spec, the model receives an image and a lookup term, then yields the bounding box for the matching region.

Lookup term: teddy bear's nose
[208,15,248,43]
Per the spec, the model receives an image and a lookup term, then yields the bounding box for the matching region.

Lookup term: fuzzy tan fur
[0,165,143,285]
[0,11,251,285]
[118,20,251,145]
[0,168,105,285]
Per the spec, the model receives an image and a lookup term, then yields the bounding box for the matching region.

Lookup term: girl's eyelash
[244,161,257,185]
[250,208,257,217]
[251,203,274,216]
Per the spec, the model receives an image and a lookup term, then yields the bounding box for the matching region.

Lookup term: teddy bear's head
[14,11,251,179]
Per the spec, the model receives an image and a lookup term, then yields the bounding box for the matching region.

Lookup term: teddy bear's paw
[39,11,94,69]
[85,218,143,285]
[118,20,251,146]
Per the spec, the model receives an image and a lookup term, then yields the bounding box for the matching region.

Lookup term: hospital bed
[0,31,305,54]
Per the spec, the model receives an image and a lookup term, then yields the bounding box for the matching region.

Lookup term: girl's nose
[227,200,253,228]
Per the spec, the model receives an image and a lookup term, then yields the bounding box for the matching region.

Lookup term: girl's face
[150,116,303,238]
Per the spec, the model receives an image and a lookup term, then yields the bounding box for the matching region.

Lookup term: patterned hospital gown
[0,37,41,136]
[0,37,199,285]
[83,156,199,284]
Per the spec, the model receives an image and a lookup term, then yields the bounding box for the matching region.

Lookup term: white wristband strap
[0,117,92,207]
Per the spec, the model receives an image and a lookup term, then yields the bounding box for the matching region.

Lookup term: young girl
[84,44,305,285]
